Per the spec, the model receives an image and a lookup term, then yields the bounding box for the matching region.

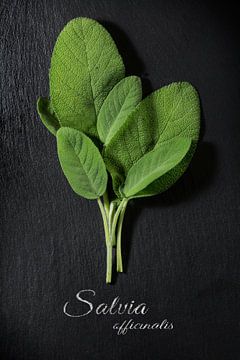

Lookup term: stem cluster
[97,192,128,283]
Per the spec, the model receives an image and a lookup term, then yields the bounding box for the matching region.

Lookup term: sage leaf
[57,127,107,199]
[136,142,196,197]
[121,137,191,198]
[97,76,142,145]
[104,82,200,197]
[50,18,125,139]
[37,97,60,135]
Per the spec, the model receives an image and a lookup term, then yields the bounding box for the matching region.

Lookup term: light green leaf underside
[57,127,107,199]
[50,17,125,139]
[122,138,191,198]
[37,97,60,135]
[103,82,200,197]
[97,76,142,145]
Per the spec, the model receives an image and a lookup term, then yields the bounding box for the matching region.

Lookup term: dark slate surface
[0,1,240,359]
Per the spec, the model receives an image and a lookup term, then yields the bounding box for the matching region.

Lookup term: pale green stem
[106,245,112,284]
[97,198,110,246]
[103,191,110,216]
[109,202,115,228]
[116,200,128,272]
[109,201,117,246]
[110,199,125,246]
[97,198,112,283]
[97,197,128,283]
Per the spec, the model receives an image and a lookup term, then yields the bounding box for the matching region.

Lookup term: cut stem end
[106,245,112,284]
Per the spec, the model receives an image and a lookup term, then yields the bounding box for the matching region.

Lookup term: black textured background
[1,1,240,359]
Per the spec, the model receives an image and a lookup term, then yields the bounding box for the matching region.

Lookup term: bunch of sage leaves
[37,18,200,284]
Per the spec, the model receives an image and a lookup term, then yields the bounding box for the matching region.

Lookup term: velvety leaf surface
[50,17,125,139]
[57,127,107,199]
[104,82,200,197]
[97,76,142,145]
[37,97,60,135]
[122,137,191,198]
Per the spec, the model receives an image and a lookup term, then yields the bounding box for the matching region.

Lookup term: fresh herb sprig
[37,18,200,283]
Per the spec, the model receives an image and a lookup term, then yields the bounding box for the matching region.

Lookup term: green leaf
[97,76,142,145]
[50,17,125,139]
[121,137,191,198]
[37,97,60,135]
[103,82,200,197]
[136,142,196,197]
[57,127,108,199]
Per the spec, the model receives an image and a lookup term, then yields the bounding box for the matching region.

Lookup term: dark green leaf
[121,138,191,198]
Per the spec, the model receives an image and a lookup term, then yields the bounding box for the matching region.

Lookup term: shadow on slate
[120,140,218,274]
[101,20,154,97]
